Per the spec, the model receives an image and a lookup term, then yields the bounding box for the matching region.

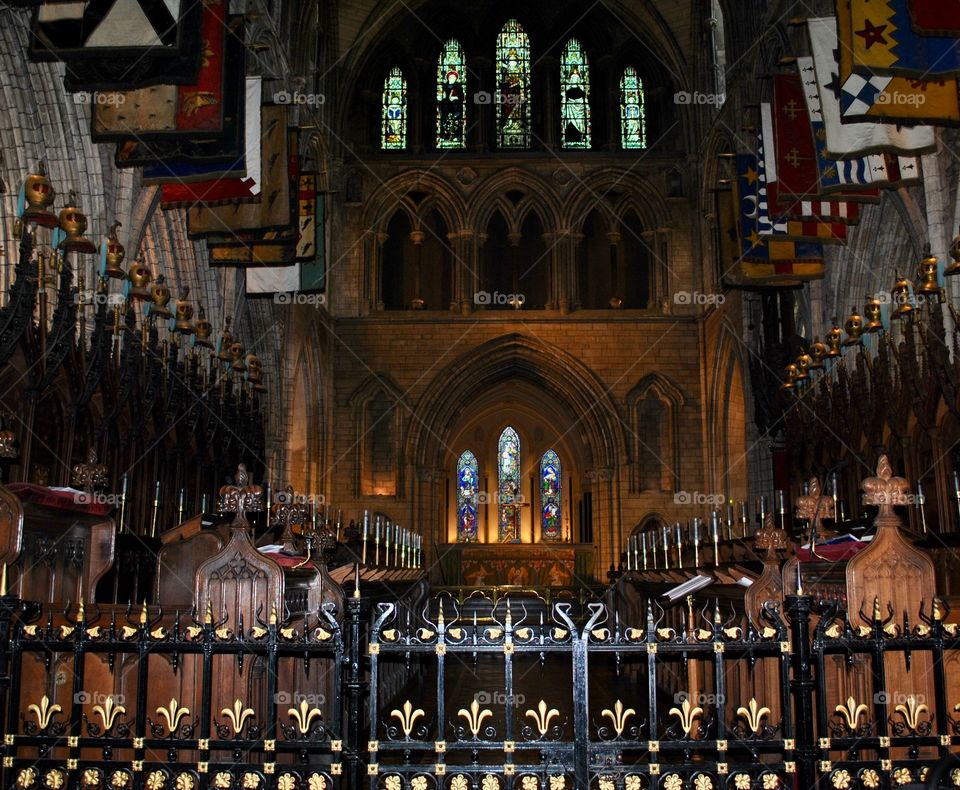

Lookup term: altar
[437,542,596,586]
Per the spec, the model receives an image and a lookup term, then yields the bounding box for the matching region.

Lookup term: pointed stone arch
[362,170,467,234]
[406,332,625,571]
[708,321,749,499]
[563,168,671,233]
[626,373,686,493]
[349,374,406,498]
[471,168,562,235]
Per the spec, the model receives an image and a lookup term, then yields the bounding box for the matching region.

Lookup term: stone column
[642,228,672,311]
[366,230,389,312]
[598,467,617,573]
[607,230,623,309]
[547,229,583,313]
[409,229,425,309]
[448,229,478,314]
[541,230,558,311]
[508,230,523,309]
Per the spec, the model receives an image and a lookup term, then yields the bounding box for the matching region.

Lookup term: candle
[759,495,767,524]
[200,492,208,514]
[384,521,391,567]
[726,502,734,541]
[711,511,720,565]
[118,473,128,533]
[953,471,960,530]
[150,480,160,538]
[675,523,682,568]
[831,473,840,524]
[641,532,648,570]
[917,479,928,534]
[663,525,671,569]
[336,509,342,542]
[692,518,700,569]
[740,500,748,538]
[177,488,185,525]
[626,537,633,571]
[374,518,380,565]
[632,534,639,570]
[395,524,401,566]
[362,515,368,565]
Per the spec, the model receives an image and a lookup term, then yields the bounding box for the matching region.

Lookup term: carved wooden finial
[861,455,911,515]
[754,520,788,558]
[270,485,309,553]
[795,476,835,529]
[218,464,264,528]
[71,447,109,493]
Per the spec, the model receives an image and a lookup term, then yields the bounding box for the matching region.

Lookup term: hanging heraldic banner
[28,0,205,91]
[91,1,231,141]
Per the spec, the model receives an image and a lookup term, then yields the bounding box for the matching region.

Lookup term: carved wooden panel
[194,526,284,625]
[155,530,224,605]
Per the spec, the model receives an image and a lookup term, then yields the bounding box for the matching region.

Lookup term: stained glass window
[540,449,562,540]
[497,427,521,542]
[561,39,590,149]
[456,450,479,542]
[382,67,407,150]
[437,39,466,149]
[495,20,531,149]
[620,66,646,149]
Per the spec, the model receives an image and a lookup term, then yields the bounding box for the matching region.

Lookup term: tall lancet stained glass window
[456,450,479,542]
[540,449,562,540]
[437,39,466,149]
[497,427,521,542]
[382,67,407,150]
[495,20,531,149]
[620,66,646,149]
[561,39,590,148]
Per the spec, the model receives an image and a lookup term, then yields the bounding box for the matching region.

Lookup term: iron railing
[0,588,959,790]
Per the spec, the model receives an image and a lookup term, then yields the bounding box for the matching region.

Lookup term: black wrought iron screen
[1,590,960,790]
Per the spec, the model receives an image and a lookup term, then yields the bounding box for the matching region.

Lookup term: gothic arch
[408,333,624,472]
[471,169,562,235]
[349,374,406,498]
[362,170,467,233]
[708,321,750,498]
[563,169,671,232]
[632,512,669,535]
[626,373,686,493]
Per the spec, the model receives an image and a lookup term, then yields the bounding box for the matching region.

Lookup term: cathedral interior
[2,0,960,788]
